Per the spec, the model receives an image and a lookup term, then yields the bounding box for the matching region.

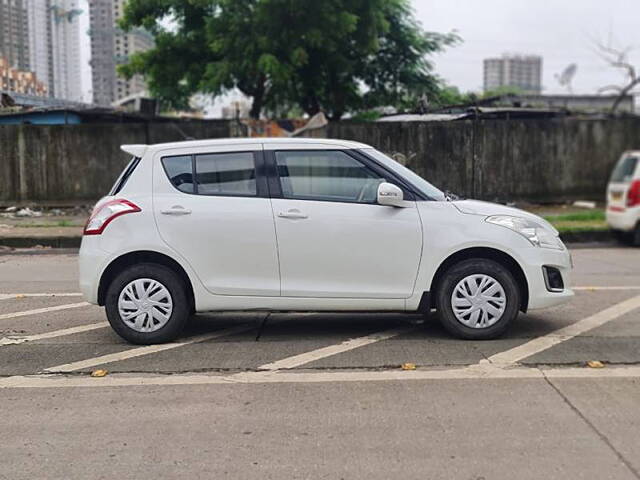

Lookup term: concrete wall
[0,121,230,202]
[317,117,640,202]
[1,117,639,203]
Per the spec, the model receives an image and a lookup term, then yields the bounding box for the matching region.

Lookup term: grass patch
[543,209,607,233]
[19,220,80,228]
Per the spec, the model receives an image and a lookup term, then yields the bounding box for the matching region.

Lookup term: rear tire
[435,258,521,340]
[105,263,189,344]
[633,223,640,247]
[612,230,633,245]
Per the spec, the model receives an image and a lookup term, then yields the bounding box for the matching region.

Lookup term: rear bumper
[78,236,107,304]
[519,245,574,310]
[606,207,639,232]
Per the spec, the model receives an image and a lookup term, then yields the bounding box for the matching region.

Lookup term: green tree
[119,0,459,119]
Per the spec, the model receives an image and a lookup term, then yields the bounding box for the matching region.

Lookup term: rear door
[608,154,639,210]
[153,144,280,296]
[266,145,423,299]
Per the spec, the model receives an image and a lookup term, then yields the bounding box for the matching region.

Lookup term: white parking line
[44,324,255,373]
[258,326,415,371]
[573,286,640,291]
[0,293,83,300]
[488,294,640,365]
[0,322,108,346]
[4,364,640,389]
[0,302,89,321]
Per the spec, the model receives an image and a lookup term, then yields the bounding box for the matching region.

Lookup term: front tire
[105,263,189,344]
[435,259,521,340]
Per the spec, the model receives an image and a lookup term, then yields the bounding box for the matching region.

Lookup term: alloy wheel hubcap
[451,274,506,329]
[118,278,173,333]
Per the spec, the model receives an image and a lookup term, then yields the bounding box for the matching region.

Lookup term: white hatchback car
[79,138,573,344]
[606,151,640,245]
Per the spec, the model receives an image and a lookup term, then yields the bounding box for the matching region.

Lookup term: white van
[606,151,640,245]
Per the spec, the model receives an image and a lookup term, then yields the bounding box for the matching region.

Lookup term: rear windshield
[610,156,638,183]
[109,156,141,195]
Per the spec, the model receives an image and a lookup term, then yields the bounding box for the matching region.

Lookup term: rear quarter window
[109,156,141,195]
[611,156,638,183]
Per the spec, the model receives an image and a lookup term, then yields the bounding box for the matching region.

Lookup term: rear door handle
[161,206,192,215]
[278,209,308,219]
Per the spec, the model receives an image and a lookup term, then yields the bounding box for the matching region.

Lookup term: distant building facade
[48,0,83,101]
[484,54,543,94]
[89,0,153,106]
[0,0,30,71]
[0,56,47,96]
[1,0,83,101]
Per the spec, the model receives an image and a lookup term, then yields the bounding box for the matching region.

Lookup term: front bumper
[519,245,574,310]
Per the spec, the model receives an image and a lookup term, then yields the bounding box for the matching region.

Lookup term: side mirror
[377,182,405,207]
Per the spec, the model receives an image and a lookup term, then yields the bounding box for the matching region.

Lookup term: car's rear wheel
[633,223,640,247]
[436,258,520,340]
[105,263,189,344]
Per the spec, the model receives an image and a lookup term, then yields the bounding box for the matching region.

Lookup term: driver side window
[275,150,384,203]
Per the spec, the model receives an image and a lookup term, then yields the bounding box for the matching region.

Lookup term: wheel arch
[429,247,529,312]
[98,250,195,311]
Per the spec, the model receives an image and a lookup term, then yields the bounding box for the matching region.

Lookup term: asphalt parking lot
[1,247,640,479]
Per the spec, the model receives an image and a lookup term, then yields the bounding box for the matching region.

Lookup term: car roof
[121,137,372,157]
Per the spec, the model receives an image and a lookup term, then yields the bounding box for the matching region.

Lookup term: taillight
[627,180,640,207]
[83,199,141,235]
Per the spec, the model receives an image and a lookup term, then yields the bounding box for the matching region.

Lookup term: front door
[153,144,280,296]
[268,147,422,298]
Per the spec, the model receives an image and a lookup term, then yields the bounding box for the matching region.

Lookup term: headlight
[486,215,564,250]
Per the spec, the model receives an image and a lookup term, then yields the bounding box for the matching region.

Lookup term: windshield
[610,155,638,183]
[363,148,446,201]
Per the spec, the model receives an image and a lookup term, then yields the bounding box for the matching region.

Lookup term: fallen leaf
[91,369,109,377]
[401,363,416,370]
[587,360,604,369]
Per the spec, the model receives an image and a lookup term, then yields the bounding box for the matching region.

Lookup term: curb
[0,236,81,249]
[559,230,613,244]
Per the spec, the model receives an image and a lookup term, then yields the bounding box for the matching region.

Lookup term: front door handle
[278,209,308,219]
[161,206,192,216]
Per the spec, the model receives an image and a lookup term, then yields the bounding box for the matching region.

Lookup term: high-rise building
[0,0,30,71]
[483,54,543,94]
[89,0,153,106]
[48,0,83,101]
[1,0,83,101]
[26,0,53,90]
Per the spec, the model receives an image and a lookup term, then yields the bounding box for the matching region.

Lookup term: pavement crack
[254,313,271,342]
[543,375,640,480]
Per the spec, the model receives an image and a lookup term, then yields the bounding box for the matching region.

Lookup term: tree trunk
[249,75,266,119]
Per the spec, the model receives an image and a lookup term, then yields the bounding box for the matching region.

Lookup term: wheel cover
[451,274,507,329]
[118,278,173,333]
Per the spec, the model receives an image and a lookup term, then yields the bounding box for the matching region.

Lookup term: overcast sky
[412,0,640,95]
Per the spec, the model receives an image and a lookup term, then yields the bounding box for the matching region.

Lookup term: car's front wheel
[105,263,189,344]
[436,258,521,340]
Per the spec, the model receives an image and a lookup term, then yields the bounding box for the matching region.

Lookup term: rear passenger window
[161,152,257,196]
[195,152,256,196]
[162,155,194,193]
